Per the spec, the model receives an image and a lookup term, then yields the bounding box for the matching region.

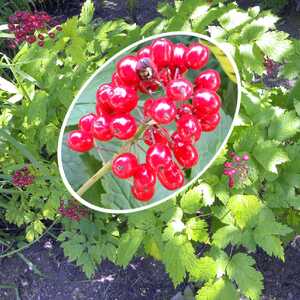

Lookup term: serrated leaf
[190,256,217,281]
[212,225,241,248]
[239,43,264,75]
[196,278,238,300]
[79,0,95,25]
[144,237,162,260]
[116,229,144,267]
[28,91,48,126]
[62,17,78,38]
[227,253,263,300]
[185,218,208,243]
[180,188,203,214]
[219,9,251,31]
[254,140,289,174]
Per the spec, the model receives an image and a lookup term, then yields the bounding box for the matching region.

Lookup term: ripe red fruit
[109,85,138,113]
[158,161,184,190]
[200,112,221,132]
[173,142,199,169]
[79,113,97,133]
[170,43,188,73]
[184,43,209,70]
[133,163,156,190]
[143,98,154,118]
[193,89,221,116]
[67,130,94,152]
[38,41,44,47]
[151,38,173,69]
[143,126,169,146]
[110,114,137,140]
[96,84,114,114]
[112,153,138,179]
[26,35,36,44]
[136,45,152,59]
[146,143,173,171]
[166,78,193,101]
[93,114,113,141]
[159,68,171,86]
[149,97,176,124]
[170,131,185,147]
[177,114,202,142]
[176,104,193,120]
[38,33,44,40]
[116,55,140,86]
[131,185,155,201]
[112,72,125,86]
[138,80,159,94]
[195,69,221,91]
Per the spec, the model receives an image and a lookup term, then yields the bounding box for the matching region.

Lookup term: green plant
[1,1,300,299]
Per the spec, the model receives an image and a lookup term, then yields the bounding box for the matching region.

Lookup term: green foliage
[1,1,300,300]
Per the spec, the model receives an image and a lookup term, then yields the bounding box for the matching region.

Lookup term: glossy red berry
[38,41,44,47]
[159,68,171,86]
[109,85,138,113]
[177,114,202,142]
[149,97,176,124]
[193,89,221,116]
[110,114,137,140]
[166,78,193,101]
[133,163,156,190]
[93,114,113,141]
[146,143,173,171]
[158,161,184,190]
[112,153,138,179]
[200,112,220,132]
[170,131,185,147]
[67,130,94,152]
[138,80,159,94]
[195,69,221,91]
[143,126,169,146]
[184,43,209,70]
[116,55,140,86]
[112,72,125,86]
[96,84,114,114]
[143,98,154,118]
[26,35,36,44]
[79,113,97,133]
[176,104,193,120]
[151,38,173,69]
[137,45,152,59]
[170,43,188,73]
[131,184,155,202]
[173,142,199,169]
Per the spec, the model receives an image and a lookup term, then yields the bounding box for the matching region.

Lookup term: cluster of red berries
[223,152,249,189]
[67,38,222,202]
[7,10,61,48]
[58,200,88,221]
[12,166,35,187]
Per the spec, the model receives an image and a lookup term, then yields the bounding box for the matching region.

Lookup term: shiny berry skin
[200,112,220,132]
[150,97,176,124]
[143,126,169,146]
[184,43,209,70]
[79,113,97,133]
[151,38,173,69]
[112,72,125,86]
[173,142,199,169]
[131,184,155,202]
[242,154,249,161]
[176,104,193,120]
[133,163,156,190]
[116,55,140,86]
[110,114,137,140]
[177,114,202,142]
[93,114,113,141]
[170,131,185,147]
[146,143,173,171]
[143,98,154,118]
[170,43,188,73]
[67,130,94,152]
[137,45,152,59]
[195,69,221,91]
[159,68,171,86]
[158,161,184,190]
[96,84,114,114]
[166,78,193,101]
[193,89,221,116]
[112,153,138,179]
[138,80,159,94]
[109,85,138,113]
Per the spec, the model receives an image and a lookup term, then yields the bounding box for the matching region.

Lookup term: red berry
[138,80,159,94]
[170,131,185,147]
[49,32,55,38]
[110,114,137,140]
[195,69,221,91]
[151,38,173,69]
[158,161,184,190]
[38,33,44,40]
[143,98,154,118]
[116,55,140,86]
[112,153,138,179]
[200,112,220,132]
[146,143,173,171]
[173,142,199,169]
[184,43,209,70]
[137,45,152,59]
[96,84,114,114]
[93,114,113,141]
[166,78,193,101]
[150,97,176,124]
[177,114,202,142]
[38,41,44,47]
[131,184,155,202]
[176,104,193,120]
[143,126,169,146]
[67,130,94,152]
[242,154,249,161]
[109,85,138,113]
[26,35,36,44]
[112,72,125,86]
[79,113,97,133]
[133,163,156,190]
[170,43,188,73]
[193,89,221,116]
[159,68,171,86]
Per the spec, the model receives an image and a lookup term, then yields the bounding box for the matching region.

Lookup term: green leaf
[212,225,241,248]
[254,140,289,174]
[194,183,215,206]
[227,253,263,300]
[116,229,144,267]
[79,0,95,25]
[185,218,208,243]
[227,195,262,229]
[196,278,239,300]
[62,17,78,38]
[219,8,251,31]
[239,43,264,75]
[28,90,48,126]
[66,37,86,64]
[180,188,203,214]
[190,256,217,281]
